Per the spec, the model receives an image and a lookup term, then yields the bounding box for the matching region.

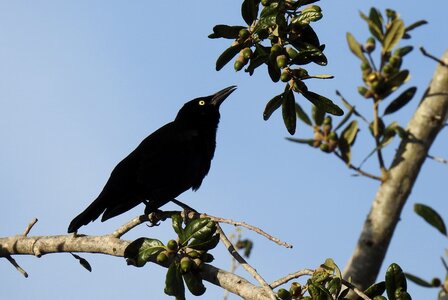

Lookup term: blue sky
[0,1,447,299]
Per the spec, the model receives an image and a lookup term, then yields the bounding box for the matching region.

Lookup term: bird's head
[175,86,237,127]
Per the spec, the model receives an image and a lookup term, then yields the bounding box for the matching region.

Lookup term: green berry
[167,239,178,251]
[276,55,288,68]
[280,70,291,82]
[241,47,252,59]
[180,256,192,273]
[238,28,250,40]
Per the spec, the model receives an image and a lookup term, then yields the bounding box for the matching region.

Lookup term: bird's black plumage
[67,86,236,233]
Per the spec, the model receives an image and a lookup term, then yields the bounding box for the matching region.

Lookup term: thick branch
[0,233,273,300]
[343,50,448,291]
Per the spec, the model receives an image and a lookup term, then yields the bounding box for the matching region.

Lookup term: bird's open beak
[210,85,237,107]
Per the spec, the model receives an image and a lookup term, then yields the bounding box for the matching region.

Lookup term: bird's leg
[143,200,163,227]
[172,198,198,221]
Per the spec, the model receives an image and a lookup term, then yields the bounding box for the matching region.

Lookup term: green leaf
[286,137,314,146]
[364,281,386,298]
[216,43,245,71]
[164,262,185,300]
[260,1,278,18]
[282,88,297,135]
[302,91,344,116]
[334,107,354,132]
[182,219,216,246]
[359,8,384,41]
[394,46,413,57]
[124,237,165,267]
[380,70,410,98]
[405,20,428,33]
[71,253,92,272]
[312,104,325,126]
[292,5,322,26]
[263,94,283,120]
[241,0,260,26]
[172,213,184,240]
[295,102,312,126]
[385,263,407,300]
[414,203,447,236]
[183,271,206,296]
[383,19,405,53]
[383,87,417,115]
[404,273,433,288]
[341,120,358,146]
[208,25,247,39]
[289,42,327,66]
[188,234,220,251]
[268,55,281,82]
[346,32,368,63]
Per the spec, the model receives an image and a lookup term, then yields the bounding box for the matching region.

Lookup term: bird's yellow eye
[198,100,205,106]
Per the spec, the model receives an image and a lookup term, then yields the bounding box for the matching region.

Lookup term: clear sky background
[0,1,447,299]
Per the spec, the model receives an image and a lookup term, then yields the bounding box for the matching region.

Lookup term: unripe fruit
[241,47,253,59]
[292,68,309,78]
[271,44,282,56]
[286,47,298,59]
[234,55,247,71]
[187,250,201,259]
[320,143,330,153]
[328,131,338,141]
[389,55,402,68]
[277,288,292,300]
[431,277,441,287]
[180,256,192,273]
[361,61,371,71]
[156,251,168,264]
[261,0,270,6]
[276,55,288,68]
[238,29,250,40]
[358,86,369,98]
[167,239,178,251]
[280,70,291,82]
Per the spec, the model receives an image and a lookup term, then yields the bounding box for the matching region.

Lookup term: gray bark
[343,50,448,291]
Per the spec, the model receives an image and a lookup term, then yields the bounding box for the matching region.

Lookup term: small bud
[187,251,201,259]
[358,86,370,98]
[289,282,302,297]
[364,37,376,53]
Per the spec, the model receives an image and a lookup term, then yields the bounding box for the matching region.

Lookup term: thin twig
[5,255,28,278]
[22,218,38,237]
[270,268,314,288]
[270,268,372,300]
[420,47,448,67]
[111,209,293,249]
[373,100,387,174]
[427,154,448,164]
[334,152,382,181]
[216,224,277,300]
[196,212,293,249]
[341,278,372,300]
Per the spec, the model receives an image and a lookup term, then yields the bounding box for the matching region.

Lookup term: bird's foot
[146,210,163,227]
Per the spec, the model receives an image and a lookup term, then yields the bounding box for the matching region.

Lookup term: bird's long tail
[67,197,105,233]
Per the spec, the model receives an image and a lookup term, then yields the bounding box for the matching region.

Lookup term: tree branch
[343,50,448,292]
[0,232,275,300]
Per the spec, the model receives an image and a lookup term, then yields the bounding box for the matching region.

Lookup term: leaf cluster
[210,0,343,134]
[124,214,219,300]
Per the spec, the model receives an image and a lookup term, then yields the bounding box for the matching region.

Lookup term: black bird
[67,86,236,233]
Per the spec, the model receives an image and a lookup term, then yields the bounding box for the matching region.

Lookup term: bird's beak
[210,85,237,107]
